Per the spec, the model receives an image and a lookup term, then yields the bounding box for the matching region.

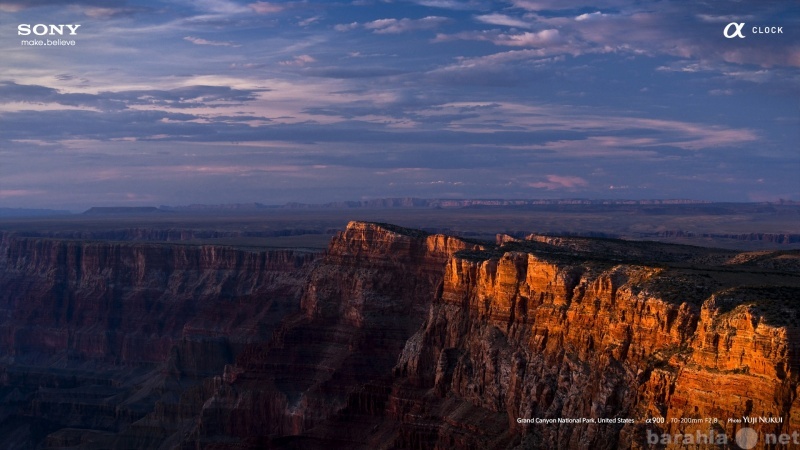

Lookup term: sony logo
[18,24,81,36]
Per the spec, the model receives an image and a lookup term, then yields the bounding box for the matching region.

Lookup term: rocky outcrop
[391,244,799,449]
[0,222,798,449]
[178,222,485,448]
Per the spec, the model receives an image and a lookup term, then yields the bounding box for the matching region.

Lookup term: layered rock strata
[0,233,318,448]
[0,222,797,449]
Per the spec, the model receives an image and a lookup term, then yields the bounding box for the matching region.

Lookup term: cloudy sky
[0,0,797,209]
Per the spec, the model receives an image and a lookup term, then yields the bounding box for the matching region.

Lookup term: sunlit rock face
[395,241,798,450]
[0,223,797,449]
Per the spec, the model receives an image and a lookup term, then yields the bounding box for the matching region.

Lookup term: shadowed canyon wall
[0,223,798,449]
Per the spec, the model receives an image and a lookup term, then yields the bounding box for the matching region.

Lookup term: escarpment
[181,222,486,446]
[0,223,798,449]
[391,242,799,449]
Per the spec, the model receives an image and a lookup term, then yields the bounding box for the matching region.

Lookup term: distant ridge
[0,208,72,218]
[280,198,711,209]
[159,202,275,212]
[83,206,163,215]
[160,198,712,211]
[81,198,797,214]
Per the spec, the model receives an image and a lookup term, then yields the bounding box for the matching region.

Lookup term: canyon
[0,221,798,449]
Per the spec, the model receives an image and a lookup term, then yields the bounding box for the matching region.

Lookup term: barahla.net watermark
[18,23,80,47]
[647,427,800,449]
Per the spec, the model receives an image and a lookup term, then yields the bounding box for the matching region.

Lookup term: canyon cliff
[0,223,798,449]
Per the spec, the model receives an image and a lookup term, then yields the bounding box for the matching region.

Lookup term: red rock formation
[0,223,797,449]
[389,238,799,450]
[179,222,485,447]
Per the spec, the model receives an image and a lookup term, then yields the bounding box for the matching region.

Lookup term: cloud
[82,6,147,18]
[339,16,449,34]
[510,0,628,11]
[722,69,774,83]
[279,55,317,66]
[184,36,240,47]
[528,175,589,190]
[434,29,565,52]
[450,49,558,66]
[493,29,561,46]
[0,82,264,111]
[0,189,47,199]
[575,12,608,21]
[334,22,359,31]
[0,0,123,11]
[248,1,284,14]
[0,82,106,109]
[410,0,488,10]
[368,16,449,34]
[427,50,563,85]
[299,16,321,27]
[305,67,408,79]
[474,13,531,28]
[696,14,755,23]
[708,89,733,96]
[189,0,250,14]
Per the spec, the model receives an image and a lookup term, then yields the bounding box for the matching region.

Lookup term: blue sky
[0,0,798,209]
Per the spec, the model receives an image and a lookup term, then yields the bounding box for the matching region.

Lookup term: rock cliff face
[0,232,318,448]
[391,242,799,449]
[0,223,798,449]
[179,222,485,448]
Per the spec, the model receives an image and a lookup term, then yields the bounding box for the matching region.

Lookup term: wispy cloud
[190,0,251,14]
[411,0,488,10]
[184,36,241,47]
[334,22,359,32]
[337,16,449,34]
[248,1,285,14]
[82,6,147,18]
[575,11,609,21]
[492,29,561,46]
[696,14,755,23]
[0,189,47,199]
[279,55,317,66]
[528,175,589,190]
[0,0,121,11]
[474,13,531,28]
[435,29,563,47]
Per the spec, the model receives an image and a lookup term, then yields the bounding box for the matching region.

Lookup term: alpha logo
[18,24,81,36]
[723,22,746,39]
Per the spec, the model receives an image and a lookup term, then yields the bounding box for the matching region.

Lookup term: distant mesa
[156,198,715,212]
[83,206,163,215]
[0,207,72,217]
[279,197,712,209]
[79,198,753,214]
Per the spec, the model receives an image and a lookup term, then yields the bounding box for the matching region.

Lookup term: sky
[0,0,798,209]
